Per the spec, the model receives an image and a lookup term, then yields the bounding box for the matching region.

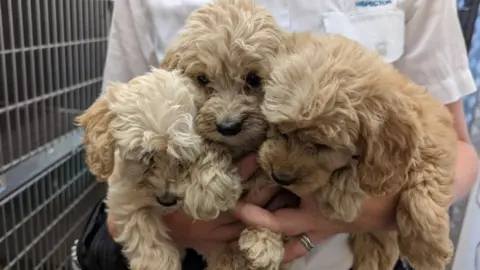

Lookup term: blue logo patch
[355,0,392,7]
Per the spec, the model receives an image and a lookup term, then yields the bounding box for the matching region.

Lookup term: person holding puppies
[73,0,478,270]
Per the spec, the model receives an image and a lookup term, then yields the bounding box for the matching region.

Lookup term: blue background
[458,0,480,131]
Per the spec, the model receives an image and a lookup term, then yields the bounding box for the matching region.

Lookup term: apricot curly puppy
[76,68,243,270]
[161,0,287,269]
[259,33,456,270]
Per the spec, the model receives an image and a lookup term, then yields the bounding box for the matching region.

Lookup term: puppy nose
[271,172,294,186]
[216,119,243,136]
[156,194,178,207]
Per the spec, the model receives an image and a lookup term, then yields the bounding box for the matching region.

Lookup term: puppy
[259,32,457,270]
[161,0,288,269]
[76,68,243,270]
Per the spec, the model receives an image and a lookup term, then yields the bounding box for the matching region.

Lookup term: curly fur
[259,32,457,270]
[76,68,243,270]
[76,96,115,180]
[161,0,288,269]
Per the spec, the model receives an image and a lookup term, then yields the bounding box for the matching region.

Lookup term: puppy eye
[197,74,210,86]
[315,143,331,151]
[245,71,262,88]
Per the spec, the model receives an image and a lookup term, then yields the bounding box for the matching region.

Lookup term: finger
[191,241,228,256]
[283,231,328,263]
[166,211,242,241]
[168,208,238,226]
[106,214,119,238]
[207,211,238,224]
[207,221,246,242]
[299,195,318,209]
[233,201,281,232]
[235,153,260,181]
[242,185,279,207]
[273,208,317,236]
[264,189,301,211]
[283,237,309,263]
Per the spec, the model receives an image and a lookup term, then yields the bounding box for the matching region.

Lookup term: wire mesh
[0,0,113,269]
[0,0,111,175]
[0,148,106,270]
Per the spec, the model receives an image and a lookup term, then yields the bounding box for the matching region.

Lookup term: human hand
[107,153,280,254]
[235,193,399,262]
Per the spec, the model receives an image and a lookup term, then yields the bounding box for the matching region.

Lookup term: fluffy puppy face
[259,33,422,194]
[100,68,204,205]
[259,127,354,195]
[106,69,203,164]
[161,0,285,154]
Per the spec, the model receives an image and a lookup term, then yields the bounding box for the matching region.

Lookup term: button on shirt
[101,0,477,269]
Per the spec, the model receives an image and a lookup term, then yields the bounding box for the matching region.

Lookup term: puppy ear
[160,49,180,71]
[75,94,116,181]
[357,88,423,195]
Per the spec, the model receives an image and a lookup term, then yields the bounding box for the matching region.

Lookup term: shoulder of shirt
[392,0,416,15]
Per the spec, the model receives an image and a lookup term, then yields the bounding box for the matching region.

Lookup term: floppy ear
[75,95,116,181]
[160,49,181,71]
[357,88,423,196]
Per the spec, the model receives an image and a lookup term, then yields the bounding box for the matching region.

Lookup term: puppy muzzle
[271,172,295,186]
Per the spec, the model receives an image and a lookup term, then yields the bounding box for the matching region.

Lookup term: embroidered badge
[355,0,392,7]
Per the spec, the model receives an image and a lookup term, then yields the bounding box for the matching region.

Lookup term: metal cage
[0,0,113,269]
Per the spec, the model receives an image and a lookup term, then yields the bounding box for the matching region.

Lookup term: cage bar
[0,1,113,269]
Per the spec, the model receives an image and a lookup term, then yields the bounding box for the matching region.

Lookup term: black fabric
[183,250,207,270]
[76,198,129,270]
[76,198,207,270]
[349,260,413,270]
[393,259,414,270]
[458,0,480,51]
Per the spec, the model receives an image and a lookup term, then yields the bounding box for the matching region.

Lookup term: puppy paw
[239,228,284,270]
[183,171,242,220]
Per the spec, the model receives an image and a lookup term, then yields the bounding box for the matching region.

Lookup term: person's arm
[101,0,158,91]
[447,101,479,199]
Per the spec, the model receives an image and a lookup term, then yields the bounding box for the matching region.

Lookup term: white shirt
[101,0,477,269]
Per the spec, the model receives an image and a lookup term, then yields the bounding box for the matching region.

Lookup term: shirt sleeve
[394,0,477,104]
[101,0,159,92]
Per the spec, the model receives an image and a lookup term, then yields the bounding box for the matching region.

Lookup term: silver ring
[300,233,315,252]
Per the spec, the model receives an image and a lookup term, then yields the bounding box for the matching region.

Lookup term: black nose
[271,172,294,186]
[216,119,243,136]
[157,194,178,207]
